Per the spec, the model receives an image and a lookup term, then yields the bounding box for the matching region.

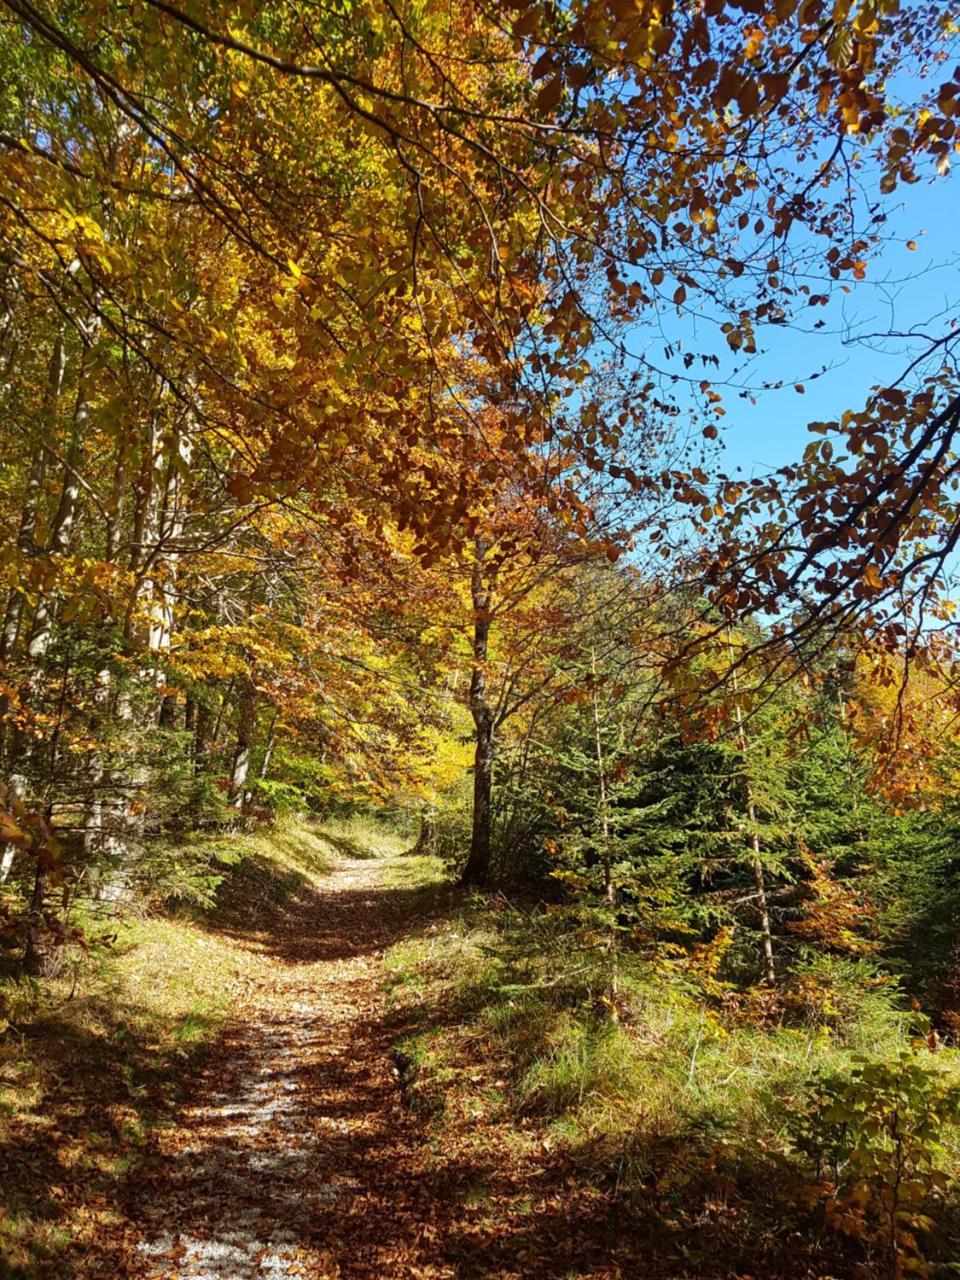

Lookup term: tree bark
[412,808,437,856]
[193,695,212,764]
[462,542,494,887]
[591,646,619,1014]
[229,677,258,809]
[26,321,98,665]
[23,662,69,964]
[244,712,277,808]
[749,821,777,985]
[0,333,64,665]
[258,717,278,782]
[591,646,614,907]
[730,653,776,985]
[0,772,26,882]
[22,856,46,975]
[209,679,233,755]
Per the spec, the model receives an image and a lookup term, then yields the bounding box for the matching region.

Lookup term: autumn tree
[1,0,957,961]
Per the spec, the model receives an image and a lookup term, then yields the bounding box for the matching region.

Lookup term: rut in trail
[130,857,451,1280]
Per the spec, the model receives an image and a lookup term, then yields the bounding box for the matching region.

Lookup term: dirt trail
[130,857,451,1280]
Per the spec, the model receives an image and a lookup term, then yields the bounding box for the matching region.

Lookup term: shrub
[791,1049,960,1277]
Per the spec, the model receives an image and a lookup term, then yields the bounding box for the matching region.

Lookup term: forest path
[129,855,451,1280]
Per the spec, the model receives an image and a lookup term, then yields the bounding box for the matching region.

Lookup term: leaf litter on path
[129,858,454,1280]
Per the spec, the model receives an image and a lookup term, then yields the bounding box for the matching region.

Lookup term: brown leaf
[536,76,564,112]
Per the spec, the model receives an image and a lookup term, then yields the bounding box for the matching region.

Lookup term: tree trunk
[209,679,233,755]
[0,333,66,779]
[258,718,278,782]
[5,328,95,810]
[82,665,114,866]
[462,542,494,887]
[591,646,618,1014]
[749,820,777,985]
[193,695,212,764]
[730,652,776,985]
[0,333,64,665]
[126,406,164,656]
[0,772,26,882]
[26,322,98,665]
[465,713,493,886]
[229,677,258,810]
[591,646,614,907]
[244,713,277,809]
[22,857,46,975]
[104,413,131,563]
[23,663,69,964]
[412,808,437,856]
[99,401,169,884]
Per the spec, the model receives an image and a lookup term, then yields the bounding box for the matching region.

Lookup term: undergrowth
[315,812,412,862]
[383,873,960,1278]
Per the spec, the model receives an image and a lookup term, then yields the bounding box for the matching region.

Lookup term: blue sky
[714,169,958,478]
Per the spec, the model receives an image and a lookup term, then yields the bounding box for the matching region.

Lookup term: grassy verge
[383,872,960,1278]
[382,850,450,894]
[0,816,335,1279]
[318,812,412,861]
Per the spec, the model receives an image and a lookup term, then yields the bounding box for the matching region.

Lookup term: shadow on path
[5,851,835,1280]
[125,857,670,1279]
[125,858,470,1279]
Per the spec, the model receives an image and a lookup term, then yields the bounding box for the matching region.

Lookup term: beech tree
[1,0,957,963]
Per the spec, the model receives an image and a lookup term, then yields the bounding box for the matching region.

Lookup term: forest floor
[130,853,455,1280]
[5,824,955,1279]
[123,852,646,1280]
[2,828,640,1279]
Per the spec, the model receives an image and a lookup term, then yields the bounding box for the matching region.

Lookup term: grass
[0,914,245,1277]
[183,815,337,933]
[383,874,960,1278]
[0,815,339,1279]
[7,825,956,1277]
[382,851,450,892]
[315,812,411,861]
